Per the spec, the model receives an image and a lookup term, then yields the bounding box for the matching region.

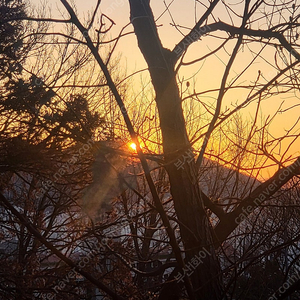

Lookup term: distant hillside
[81,148,261,219]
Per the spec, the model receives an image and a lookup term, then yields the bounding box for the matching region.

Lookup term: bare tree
[2,0,300,299]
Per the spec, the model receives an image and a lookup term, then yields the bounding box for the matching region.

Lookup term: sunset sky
[29,0,300,179]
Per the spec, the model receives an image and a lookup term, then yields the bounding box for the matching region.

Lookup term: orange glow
[129,143,137,151]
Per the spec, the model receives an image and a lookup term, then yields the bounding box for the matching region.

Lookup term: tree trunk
[128,1,223,299]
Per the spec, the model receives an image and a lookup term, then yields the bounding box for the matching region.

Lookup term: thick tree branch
[60,1,195,298]
[128,0,174,94]
[0,16,71,24]
[214,157,300,246]
[0,192,125,300]
[210,21,300,60]
[201,189,226,220]
[175,21,300,62]
[172,0,220,61]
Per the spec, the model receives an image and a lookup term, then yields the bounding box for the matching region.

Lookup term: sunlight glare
[129,143,137,151]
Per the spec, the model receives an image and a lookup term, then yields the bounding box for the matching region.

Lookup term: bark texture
[129,1,223,299]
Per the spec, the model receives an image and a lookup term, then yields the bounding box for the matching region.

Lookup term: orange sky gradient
[29,0,300,180]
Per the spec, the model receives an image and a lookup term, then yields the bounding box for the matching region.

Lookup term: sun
[129,143,137,151]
